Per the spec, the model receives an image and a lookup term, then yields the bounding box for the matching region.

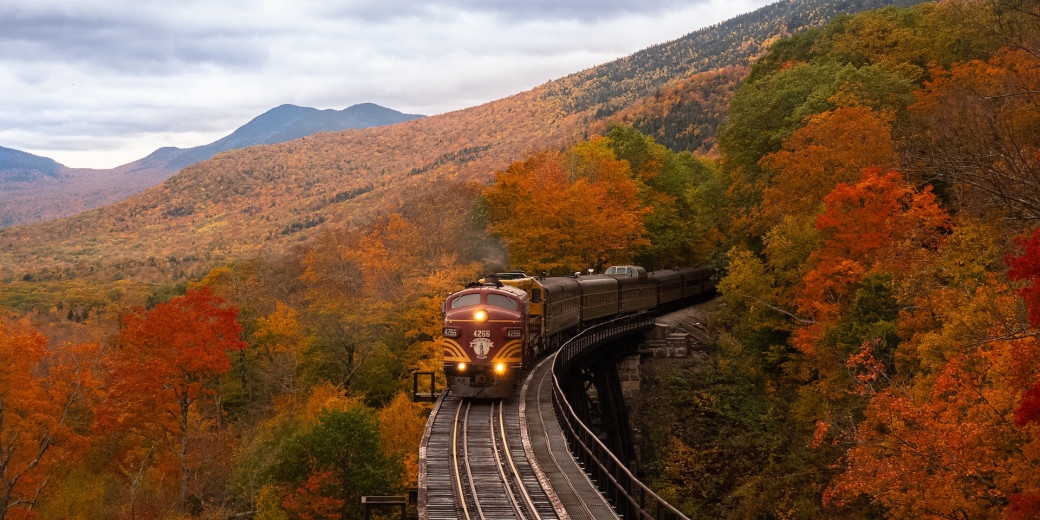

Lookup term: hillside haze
[0,0,925,282]
[0,103,422,227]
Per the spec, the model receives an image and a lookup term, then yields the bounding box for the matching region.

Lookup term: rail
[551,314,690,520]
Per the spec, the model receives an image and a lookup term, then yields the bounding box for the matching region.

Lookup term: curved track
[421,310,699,519]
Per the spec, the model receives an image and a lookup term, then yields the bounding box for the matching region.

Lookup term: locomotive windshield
[487,293,518,310]
[449,292,518,311]
[450,293,481,309]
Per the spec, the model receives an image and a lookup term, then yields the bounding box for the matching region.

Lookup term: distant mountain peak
[0,103,424,227]
[0,146,64,183]
[154,103,424,171]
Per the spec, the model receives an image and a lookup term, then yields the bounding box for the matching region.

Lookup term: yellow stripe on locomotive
[442,339,470,364]
[490,339,524,364]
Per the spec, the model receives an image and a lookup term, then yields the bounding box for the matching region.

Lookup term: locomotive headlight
[442,327,459,338]
[494,363,506,375]
[457,362,466,372]
[474,309,488,322]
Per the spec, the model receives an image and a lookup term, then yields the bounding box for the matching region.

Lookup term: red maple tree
[98,287,246,514]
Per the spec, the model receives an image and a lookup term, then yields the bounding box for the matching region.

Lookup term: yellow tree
[252,302,310,402]
[300,215,423,387]
[378,392,429,487]
[299,225,377,387]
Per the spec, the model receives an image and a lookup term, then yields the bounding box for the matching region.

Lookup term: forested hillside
[0,104,422,228]
[634,1,1040,517]
[0,0,920,283]
[543,0,926,118]
[6,0,1037,519]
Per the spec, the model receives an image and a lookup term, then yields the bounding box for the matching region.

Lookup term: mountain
[0,103,423,227]
[0,147,64,184]
[0,0,925,282]
[132,103,424,173]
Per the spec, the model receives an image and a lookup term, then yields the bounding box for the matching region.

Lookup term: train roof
[604,265,647,278]
[455,282,530,301]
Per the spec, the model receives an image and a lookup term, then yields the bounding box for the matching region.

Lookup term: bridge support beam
[562,349,638,471]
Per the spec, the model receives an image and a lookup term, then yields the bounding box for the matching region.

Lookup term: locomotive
[441,265,713,398]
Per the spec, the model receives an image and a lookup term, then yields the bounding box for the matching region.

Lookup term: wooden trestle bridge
[417,313,691,520]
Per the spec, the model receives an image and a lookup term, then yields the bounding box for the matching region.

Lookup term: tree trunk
[179,396,190,515]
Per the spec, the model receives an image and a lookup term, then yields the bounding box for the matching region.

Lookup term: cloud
[311,0,692,23]
[0,0,772,169]
[0,3,270,73]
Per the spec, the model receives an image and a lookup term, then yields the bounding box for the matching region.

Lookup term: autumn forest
[2,0,1040,519]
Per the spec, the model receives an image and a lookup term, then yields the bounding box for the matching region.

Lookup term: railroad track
[423,394,559,519]
[420,312,689,519]
[420,356,621,519]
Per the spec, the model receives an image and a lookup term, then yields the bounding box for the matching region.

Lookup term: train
[441,265,714,398]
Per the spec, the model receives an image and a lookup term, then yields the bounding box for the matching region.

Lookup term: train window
[487,294,517,310]
[450,294,481,309]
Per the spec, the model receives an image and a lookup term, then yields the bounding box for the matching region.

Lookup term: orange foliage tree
[794,168,950,356]
[378,392,429,487]
[909,48,1040,220]
[758,105,898,228]
[98,287,246,515]
[279,470,345,520]
[299,211,480,397]
[0,315,98,520]
[482,146,648,273]
[826,281,1040,518]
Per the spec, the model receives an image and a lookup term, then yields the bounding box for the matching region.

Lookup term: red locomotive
[442,266,713,398]
[441,281,530,399]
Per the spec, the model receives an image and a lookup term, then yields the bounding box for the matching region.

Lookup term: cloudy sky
[1,0,774,169]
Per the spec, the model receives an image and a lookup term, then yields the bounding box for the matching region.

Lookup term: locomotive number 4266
[473,330,491,338]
